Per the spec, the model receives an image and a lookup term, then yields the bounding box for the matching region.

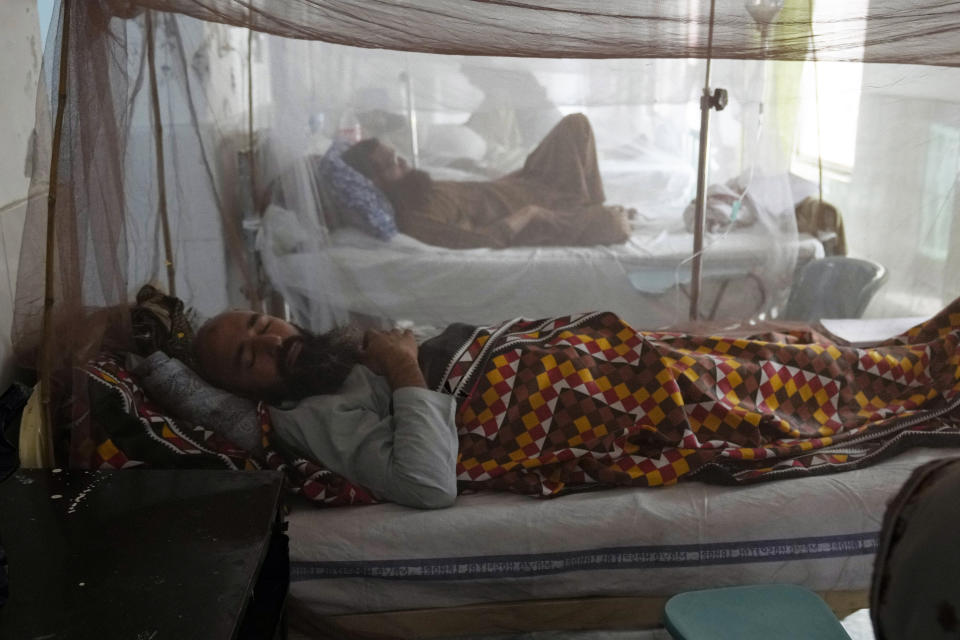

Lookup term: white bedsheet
[286,447,949,616]
[263,210,824,330]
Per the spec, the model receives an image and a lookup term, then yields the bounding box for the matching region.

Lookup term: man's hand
[502,205,555,241]
[363,328,427,390]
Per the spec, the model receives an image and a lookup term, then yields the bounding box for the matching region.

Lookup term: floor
[445,608,876,640]
[289,608,876,639]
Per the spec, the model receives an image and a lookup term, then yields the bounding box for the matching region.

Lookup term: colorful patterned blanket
[441,301,960,496]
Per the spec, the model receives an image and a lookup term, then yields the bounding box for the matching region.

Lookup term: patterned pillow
[75,352,377,507]
[318,139,398,241]
[78,353,252,470]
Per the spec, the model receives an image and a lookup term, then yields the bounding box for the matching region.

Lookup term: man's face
[195,311,301,398]
[369,142,410,187]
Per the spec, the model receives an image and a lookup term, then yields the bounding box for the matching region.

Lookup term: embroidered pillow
[318,139,398,241]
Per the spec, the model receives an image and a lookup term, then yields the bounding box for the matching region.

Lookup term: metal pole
[247,25,258,209]
[247,20,268,313]
[401,71,419,169]
[689,0,719,321]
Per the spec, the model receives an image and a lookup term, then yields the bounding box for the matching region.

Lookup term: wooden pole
[146,10,177,296]
[248,22,271,313]
[39,0,72,454]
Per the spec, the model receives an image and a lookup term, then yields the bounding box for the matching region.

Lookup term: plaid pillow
[318,139,398,240]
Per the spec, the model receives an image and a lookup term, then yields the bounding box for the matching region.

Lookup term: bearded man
[193,310,459,510]
[341,113,632,249]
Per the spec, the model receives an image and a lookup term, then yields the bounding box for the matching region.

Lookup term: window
[790,0,869,181]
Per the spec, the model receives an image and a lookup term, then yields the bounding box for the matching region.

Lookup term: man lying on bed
[341,113,632,249]
[192,303,960,510]
[194,312,459,509]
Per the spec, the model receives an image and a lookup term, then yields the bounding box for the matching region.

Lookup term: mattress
[286,446,949,616]
[263,213,824,330]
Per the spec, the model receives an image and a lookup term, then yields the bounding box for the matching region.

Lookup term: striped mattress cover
[285,447,952,615]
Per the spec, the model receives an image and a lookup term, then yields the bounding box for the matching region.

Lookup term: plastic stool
[663,584,853,640]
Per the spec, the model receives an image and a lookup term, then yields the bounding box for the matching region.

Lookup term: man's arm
[499,205,550,238]
[396,205,552,249]
[358,329,458,508]
[269,365,459,510]
[381,386,459,508]
[272,329,458,509]
[396,213,509,249]
[363,328,427,389]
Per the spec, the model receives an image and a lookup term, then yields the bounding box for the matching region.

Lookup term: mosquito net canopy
[13,0,960,391]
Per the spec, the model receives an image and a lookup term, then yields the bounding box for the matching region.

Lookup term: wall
[0,5,274,391]
[120,16,272,319]
[824,63,960,318]
[0,0,43,390]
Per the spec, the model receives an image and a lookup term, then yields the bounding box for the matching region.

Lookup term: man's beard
[383,168,433,214]
[277,326,362,401]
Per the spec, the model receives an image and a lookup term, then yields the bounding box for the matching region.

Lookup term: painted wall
[0,0,44,390]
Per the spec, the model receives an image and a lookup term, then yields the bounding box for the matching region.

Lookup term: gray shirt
[268,365,459,509]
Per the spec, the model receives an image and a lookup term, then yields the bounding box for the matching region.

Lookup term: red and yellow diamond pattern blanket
[441,301,960,496]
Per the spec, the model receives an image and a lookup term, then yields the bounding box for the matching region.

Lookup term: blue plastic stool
[663,584,853,640]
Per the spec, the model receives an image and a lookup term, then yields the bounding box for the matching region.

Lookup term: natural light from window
[792,0,869,180]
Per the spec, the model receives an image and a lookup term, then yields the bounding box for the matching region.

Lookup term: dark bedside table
[0,469,288,639]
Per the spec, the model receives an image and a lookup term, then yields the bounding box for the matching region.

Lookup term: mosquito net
[12,0,960,444]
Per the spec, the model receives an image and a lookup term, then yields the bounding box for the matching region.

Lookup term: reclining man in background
[341,113,632,249]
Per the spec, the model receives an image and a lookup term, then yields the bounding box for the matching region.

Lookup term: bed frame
[291,591,868,638]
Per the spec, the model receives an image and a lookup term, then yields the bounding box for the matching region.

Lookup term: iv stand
[400,71,420,169]
[689,0,728,321]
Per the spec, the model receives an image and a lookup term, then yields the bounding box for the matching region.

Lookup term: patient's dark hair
[341,138,381,182]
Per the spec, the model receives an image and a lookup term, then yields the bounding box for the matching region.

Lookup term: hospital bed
[255,135,821,332]
[285,446,947,637]
[259,205,824,332]
[278,312,956,637]
[24,295,958,637]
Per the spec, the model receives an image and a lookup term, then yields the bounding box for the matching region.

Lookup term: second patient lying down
[341,113,633,249]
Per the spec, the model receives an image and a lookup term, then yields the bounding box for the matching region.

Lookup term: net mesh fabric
[11,0,960,455]
[88,0,960,64]
[260,44,803,331]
